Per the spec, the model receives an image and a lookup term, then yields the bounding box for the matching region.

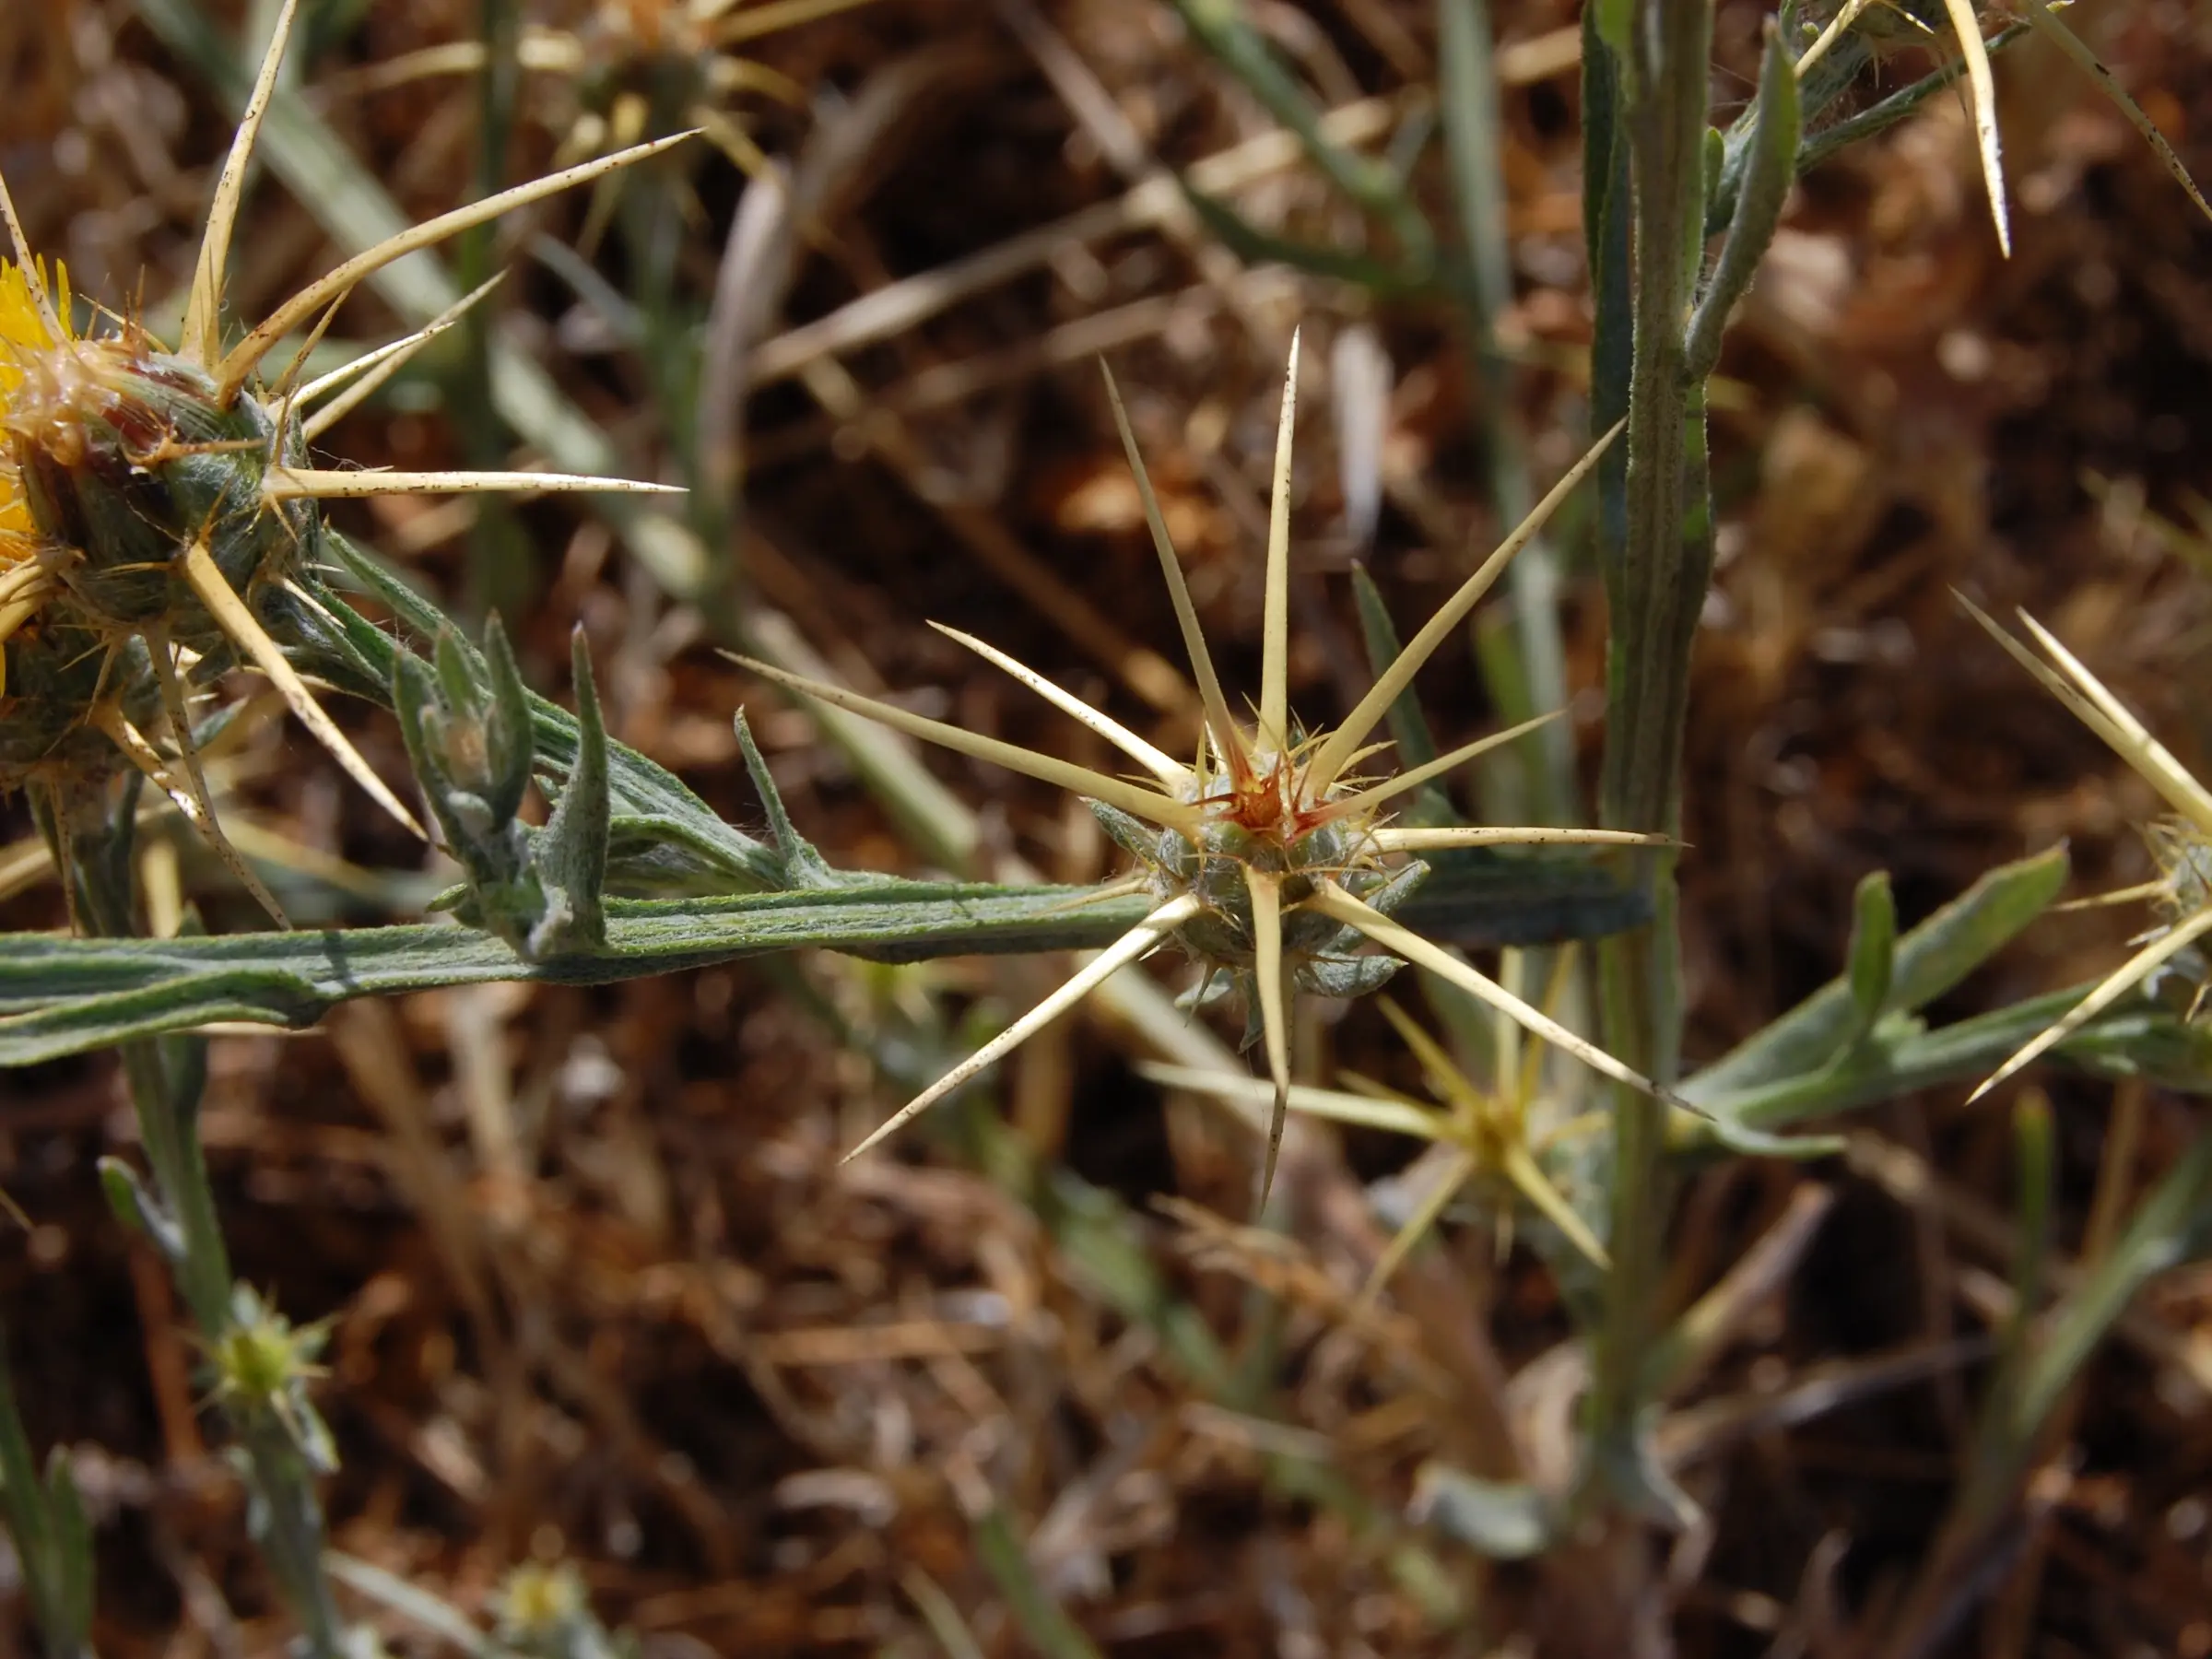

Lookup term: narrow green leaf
[324,532,783,894]
[969,1504,1105,1659]
[1380,849,1653,947]
[1165,0,1433,272]
[0,853,1668,1066]
[1438,0,1512,334]
[1703,1113,1844,1160]
[1704,18,2032,237]
[1841,869,1898,1050]
[98,1156,184,1263]
[1688,984,2212,1137]
[0,1329,52,1563]
[2013,1129,2212,1437]
[1348,563,1444,780]
[1410,1465,1553,1559]
[1593,1429,1703,1531]
[1690,845,2069,1098]
[430,624,480,724]
[0,1325,94,1659]
[42,1449,96,1644]
[480,615,535,826]
[392,646,500,886]
[734,710,843,889]
[1684,22,1801,385]
[529,627,611,955]
[0,883,1159,1061]
[1885,847,2072,1012]
[1173,184,1433,295]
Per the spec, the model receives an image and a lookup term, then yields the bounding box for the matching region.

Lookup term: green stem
[1586,0,1712,1481]
[119,1042,230,1330]
[118,1053,347,1656]
[73,795,347,1654]
[0,849,1658,1065]
[239,1414,347,1656]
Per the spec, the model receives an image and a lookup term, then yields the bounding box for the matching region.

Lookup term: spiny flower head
[0,259,176,811]
[1961,595,2212,1100]
[734,336,1678,1203]
[492,1561,590,1640]
[203,1286,336,1470]
[0,0,680,930]
[1147,960,1612,1299]
[330,0,877,186]
[2146,815,2212,939]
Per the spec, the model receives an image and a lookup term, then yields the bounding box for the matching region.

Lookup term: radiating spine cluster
[735,337,1682,1200]
[1961,597,2212,1099]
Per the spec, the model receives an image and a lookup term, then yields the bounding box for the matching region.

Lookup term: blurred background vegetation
[5,0,2212,1653]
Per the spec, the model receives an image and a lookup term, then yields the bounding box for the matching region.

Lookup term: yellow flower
[0,0,680,927]
[0,258,62,541]
[0,258,72,669]
[734,339,1680,1202]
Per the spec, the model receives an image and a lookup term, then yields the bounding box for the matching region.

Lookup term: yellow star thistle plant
[0,0,681,928]
[733,337,1678,1201]
[1961,596,2212,1100]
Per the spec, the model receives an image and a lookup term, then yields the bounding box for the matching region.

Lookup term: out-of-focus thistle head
[0,0,681,930]
[1146,964,1612,1300]
[1961,596,2212,1100]
[733,337,1686,1204]
[327,0,878,189]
